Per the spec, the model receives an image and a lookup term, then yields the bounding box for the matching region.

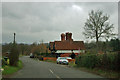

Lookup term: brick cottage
[49,32,85,57]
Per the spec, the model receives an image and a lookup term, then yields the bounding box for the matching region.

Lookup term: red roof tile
[53,40,85,50]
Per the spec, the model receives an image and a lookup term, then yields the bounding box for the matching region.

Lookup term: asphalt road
[11,56,104,79]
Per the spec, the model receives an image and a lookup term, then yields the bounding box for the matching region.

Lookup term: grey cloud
[2,2,118,43]
[118,2,120,39]
[0,3,2,43]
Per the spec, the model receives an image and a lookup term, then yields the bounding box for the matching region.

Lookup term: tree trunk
[96,30,99,53]
[96,37,99,53]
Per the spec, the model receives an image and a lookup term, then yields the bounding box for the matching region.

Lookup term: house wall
[55,50,85,53]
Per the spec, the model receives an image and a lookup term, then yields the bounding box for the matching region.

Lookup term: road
[11,56,104,79]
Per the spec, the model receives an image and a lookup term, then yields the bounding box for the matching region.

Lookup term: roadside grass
[19,54,27,57]
[44,59,56,63]
[69,61,76,67]
[69,62,119,78]
[19,54,24,57]
[77,67,119,78]
[2,60,23,75]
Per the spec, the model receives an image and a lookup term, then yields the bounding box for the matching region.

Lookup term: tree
[18,43,27,55]
[83,10,114,51]
[109,38,120,51]
[31,43,50,56]
[9,33,19,66]
[2,42,12,53]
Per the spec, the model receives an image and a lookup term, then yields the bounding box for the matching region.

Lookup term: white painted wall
[55,50,85,53]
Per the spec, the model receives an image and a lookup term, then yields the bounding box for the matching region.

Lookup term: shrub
[76,52,120,71]
[2,58,7,66]
[9,43,19,66]
[76,54,97,69]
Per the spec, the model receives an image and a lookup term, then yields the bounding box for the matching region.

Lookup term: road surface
[11,56,104,79]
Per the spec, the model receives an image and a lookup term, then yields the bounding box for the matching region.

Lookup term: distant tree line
[85,38,120,53]
[2,42,50,56]
[2,38,120,58]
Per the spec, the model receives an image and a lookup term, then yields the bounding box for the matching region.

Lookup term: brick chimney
[61,33,65,41]
[66,32,73,41]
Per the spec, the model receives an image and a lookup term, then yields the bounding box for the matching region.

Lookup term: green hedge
[76,54,97,68]
[75,52,120,71]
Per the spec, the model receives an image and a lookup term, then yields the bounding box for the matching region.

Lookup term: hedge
[75,52,120,71]
[76,54,97,68]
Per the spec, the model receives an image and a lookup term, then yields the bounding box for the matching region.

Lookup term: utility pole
[14,33,16,44]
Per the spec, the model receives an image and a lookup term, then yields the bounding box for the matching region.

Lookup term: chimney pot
[61,33,65,41]
[66,32,72,41]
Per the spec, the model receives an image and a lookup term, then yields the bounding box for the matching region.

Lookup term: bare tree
[83,10,114,51]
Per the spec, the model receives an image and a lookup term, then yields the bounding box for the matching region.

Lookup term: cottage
[49,32,85,57]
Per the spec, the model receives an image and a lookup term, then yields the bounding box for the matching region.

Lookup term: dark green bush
[76,52,119,71]
[76,54,97,69]
[99,53,119,71]
[9,43,19,66]
[2,58,7,66]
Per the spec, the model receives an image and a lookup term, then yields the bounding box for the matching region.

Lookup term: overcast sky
[118,2,120,39]
[2,2,118,44]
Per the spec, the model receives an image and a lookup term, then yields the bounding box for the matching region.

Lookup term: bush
[76,54,97,68]
[9,43,19,66]
[2,57,10,66]
[97,52,119,71]
[2,58,7,66]
[75,52,120,71]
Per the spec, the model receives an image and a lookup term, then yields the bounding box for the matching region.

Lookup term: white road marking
[49,69,54,74]
[49,69,62,80]
[56,75,60,79]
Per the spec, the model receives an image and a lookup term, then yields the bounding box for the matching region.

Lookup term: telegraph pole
[14,33,16,44]
[10,32,19,66]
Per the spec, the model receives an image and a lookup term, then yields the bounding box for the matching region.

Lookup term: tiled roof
[50,40,85,50]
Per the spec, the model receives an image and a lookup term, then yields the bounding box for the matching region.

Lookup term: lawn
[2,60,23,75]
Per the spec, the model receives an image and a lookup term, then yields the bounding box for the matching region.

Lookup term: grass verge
[44,59,56,63]
[69,62,119,78]
[2,60,23,75]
